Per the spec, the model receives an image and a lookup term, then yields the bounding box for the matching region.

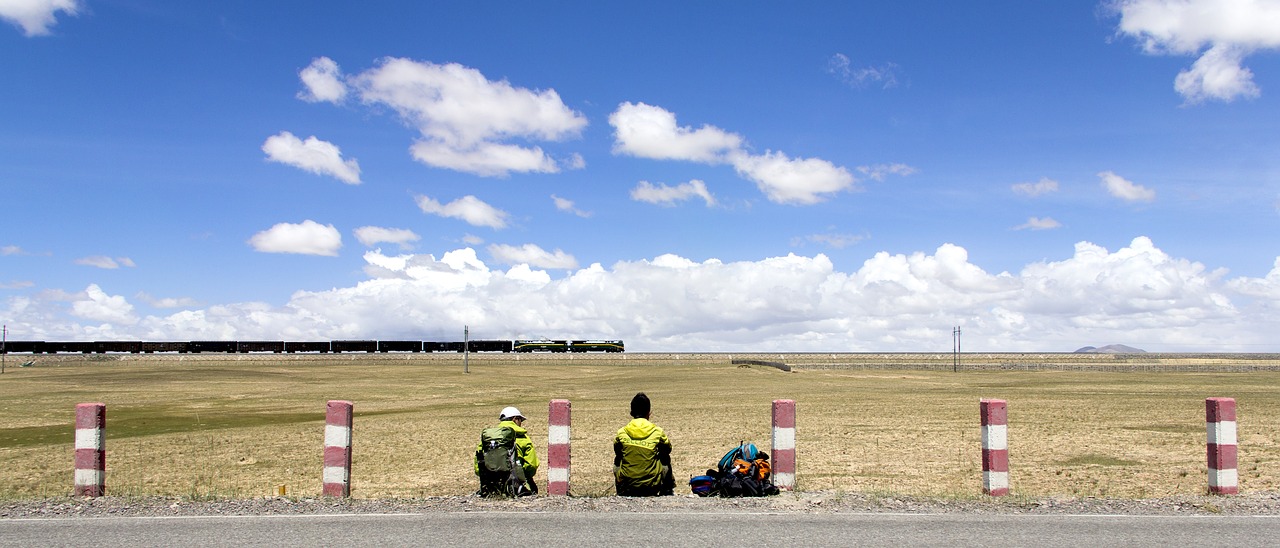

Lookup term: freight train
[0,339,624,354]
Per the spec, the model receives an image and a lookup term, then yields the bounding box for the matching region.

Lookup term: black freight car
[141,341,190,353]
[467,340,513,353]
[285,341,330,353]
[424,341,465,352]
[377,340,422,352]
[189,341,238,353]
[45,341,96,354]
[332,340,377,353]
[94,341,142,353]
[237,341,284,353]
[0,341,43,354]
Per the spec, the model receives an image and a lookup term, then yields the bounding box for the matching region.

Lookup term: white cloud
[0,0,78,37]
[609,102,858,205]
[827,53,901,89]
[262,131,361,184]
[6,238,1280,351]
[729,150,855,205]
[2,245,24,255]
[69,284,137,325]
[1098,171,1156,202]
[793,232,869,249]
[551,194,592,218]
[1012,177,1060,197]
[488,243,579,269]
[136,292,200,309]
[0,280,34,289]
[609,102,743,162]
[415,195,510,229]
[1014,217,1063,231]
[630,180,717,207]
[1113,0,1280,103]
[351,58,587,177]
[354,226,421,249]
[247,220,342,256]
[297,56,348,103]
[857,163,918,182]
[74,256,135,269]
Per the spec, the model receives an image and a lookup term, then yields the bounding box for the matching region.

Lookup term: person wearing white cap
[474,406,540,495]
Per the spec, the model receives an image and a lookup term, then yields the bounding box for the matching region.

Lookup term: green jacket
[613,418,672,490]
[474,420,539,481]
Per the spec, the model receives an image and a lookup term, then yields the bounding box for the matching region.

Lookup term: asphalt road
[4,511,1279,547]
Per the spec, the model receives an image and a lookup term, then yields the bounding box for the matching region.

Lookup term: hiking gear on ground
[696,441,780,497]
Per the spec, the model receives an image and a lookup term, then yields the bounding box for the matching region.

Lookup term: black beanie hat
[630,392,650,418]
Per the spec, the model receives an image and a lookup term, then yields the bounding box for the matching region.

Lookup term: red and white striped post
[323,400,353,497]
[771,399,796,491]
[74,402,106,497]
[980,399,1009,496]
[548,399,571,495]
[1206,397,1238,495]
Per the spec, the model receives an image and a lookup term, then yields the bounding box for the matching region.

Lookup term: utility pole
[952,326,961,373]
[463,325,469,374]
[2,324,6,374]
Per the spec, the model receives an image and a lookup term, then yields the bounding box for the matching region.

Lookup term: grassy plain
[0,353,1277,499]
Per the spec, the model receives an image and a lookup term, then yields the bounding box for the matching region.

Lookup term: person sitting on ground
[474,406,539,496]
[614,392,675,496]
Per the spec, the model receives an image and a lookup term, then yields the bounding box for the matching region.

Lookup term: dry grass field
[1,353,1277,500]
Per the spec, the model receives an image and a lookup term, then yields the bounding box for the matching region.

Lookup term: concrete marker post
[323,400,353,497]
[980,399,1009,496]
[74,402,106,497]
[771,399,796,491]
[548,399,571,495]
[1206,397,1238,495]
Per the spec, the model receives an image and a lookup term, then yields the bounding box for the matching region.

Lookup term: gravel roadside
[4,492,1279,519]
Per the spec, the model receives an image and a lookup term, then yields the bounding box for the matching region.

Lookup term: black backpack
[476,426,532,497]
[698,442,780,497]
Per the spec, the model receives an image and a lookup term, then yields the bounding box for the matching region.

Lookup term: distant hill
[1075,344,1146,354]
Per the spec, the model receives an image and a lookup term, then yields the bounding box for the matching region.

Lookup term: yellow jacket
[613,418,672,490]
[474,420,539,481]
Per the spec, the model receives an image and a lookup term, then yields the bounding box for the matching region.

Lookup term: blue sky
[2,1,1279,351]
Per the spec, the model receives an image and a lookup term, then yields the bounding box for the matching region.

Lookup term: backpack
[694,441,780,497]
[477,426,532,497]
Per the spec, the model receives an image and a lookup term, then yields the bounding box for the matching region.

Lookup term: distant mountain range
[1074,344,1146,353]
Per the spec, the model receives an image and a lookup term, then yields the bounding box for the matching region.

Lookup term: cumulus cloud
[827,53,901,89]
[610,102,743,162]
[551,195,592,218]
[354,226,421,249]
[488,243,579,269]
[1012,177,1060,197]
[5,238,1280,351]
[630,180,717,207]
[74,256,135,269]
[297,56,347,103]
[1014,217,1063,231]
[262,131,361,184]
[610,102,859,204]
[69,284,137,325]
[415,195,510,229]
[1112,0,1280,103]
[350,58,587,177]
[0,0,78,36]
[729,150,855,205]
[247,220,342,256]
[1099,171,1156,202]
